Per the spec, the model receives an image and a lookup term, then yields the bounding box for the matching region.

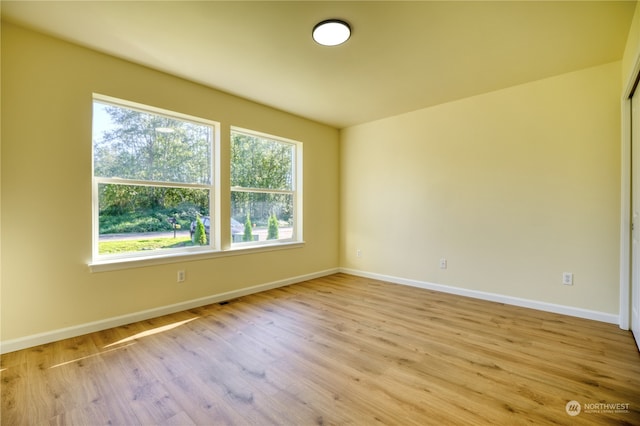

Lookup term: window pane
[231,191,294,243]
[231,131,293,190]
[93,102,212,184]
[98,183,210,255]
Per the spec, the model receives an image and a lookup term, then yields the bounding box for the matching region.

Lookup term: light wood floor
[2,273,640,425]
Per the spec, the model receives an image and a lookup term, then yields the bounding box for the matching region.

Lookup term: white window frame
[230,127,303,248]
[91,94,218,265]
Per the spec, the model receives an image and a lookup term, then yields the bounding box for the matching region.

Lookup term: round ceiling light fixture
[312,19,351,46]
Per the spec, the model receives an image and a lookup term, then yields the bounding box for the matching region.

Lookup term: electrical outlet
[439,258,447,269]
[562,272,573,286]
[356,249,362,258]
[177,270,186,283]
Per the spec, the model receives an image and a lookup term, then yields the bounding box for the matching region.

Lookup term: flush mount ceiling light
[312,19,351,46]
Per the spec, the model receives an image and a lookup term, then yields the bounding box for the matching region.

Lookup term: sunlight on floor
[49,342,136,369]
[45,317,201,369]
[103,317,199,348]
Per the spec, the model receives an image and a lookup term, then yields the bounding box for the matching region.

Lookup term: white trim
[89,241,305,272]
[0,268,339,354]
[341,268,619,325]
[620,53,640,330]
[93,93,218,126]
[620,96,632,330]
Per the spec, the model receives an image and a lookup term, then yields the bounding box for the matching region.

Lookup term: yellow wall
[0,23,339,342]
[341,61,622,315]
[1,16,631,346]
[623,0,640,89]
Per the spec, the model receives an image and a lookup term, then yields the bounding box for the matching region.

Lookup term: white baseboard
[340,268,619,325]
[0,268,339,354]
[2,267,618,354]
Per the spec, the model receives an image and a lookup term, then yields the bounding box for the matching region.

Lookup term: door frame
[620,53,640,331]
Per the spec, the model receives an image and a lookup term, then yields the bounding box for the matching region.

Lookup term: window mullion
[97,177,210,190]
[231,186,294,195]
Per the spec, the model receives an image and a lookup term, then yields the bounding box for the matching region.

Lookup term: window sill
[88,241,305,273]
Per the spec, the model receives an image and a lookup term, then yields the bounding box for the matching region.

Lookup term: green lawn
[99,236,194,254]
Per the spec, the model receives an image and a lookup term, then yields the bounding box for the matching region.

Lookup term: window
[231,128,301,246]
[91,96,302,269]
[92,95,216,261]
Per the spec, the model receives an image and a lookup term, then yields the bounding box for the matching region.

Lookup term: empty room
[2,1,640,425]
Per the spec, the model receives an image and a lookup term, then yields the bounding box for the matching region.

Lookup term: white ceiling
[1,1,636,128]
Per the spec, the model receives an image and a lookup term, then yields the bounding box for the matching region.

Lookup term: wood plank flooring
[2,273,640,425]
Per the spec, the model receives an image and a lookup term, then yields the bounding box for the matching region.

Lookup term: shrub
[267,212,279,240]
[243,213,253,242]
[193,216,207,245]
